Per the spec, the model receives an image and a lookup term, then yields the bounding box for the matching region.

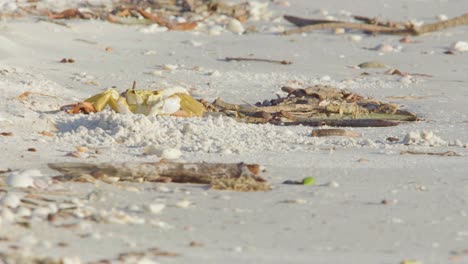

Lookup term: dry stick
[413,13,468,35]
[224,57,292,65]
[282,21,410,36]
[400,150,461,156]
[282,13,468,36]
[49,162,266,184]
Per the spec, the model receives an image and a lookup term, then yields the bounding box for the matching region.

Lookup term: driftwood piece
[49,162,270,191]
[282,13,468,36]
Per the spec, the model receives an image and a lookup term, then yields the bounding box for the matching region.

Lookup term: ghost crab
[63,83,205,117]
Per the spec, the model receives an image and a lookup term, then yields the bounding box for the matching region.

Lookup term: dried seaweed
[205,85,418,127]
[49,161,270,192]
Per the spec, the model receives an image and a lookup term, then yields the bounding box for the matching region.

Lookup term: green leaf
[302,177,315,186]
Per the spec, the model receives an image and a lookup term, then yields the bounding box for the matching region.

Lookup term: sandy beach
[1,0,467,263]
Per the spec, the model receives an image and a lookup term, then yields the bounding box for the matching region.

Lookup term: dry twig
[224,57,292,65]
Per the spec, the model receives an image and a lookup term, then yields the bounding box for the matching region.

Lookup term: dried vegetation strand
[282,13,468,36]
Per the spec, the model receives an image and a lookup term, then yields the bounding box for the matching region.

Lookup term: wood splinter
[48,161,270,191]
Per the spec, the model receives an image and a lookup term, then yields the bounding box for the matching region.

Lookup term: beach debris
[400,150,461,156]
[224,57,292,65]
[62,82,205,117]
[48,161,270,191]
[48,9,93,20]
[282,12,468,36]
[27,148,37,152]
[358,61,387,69]
[283,177,315,185]
[14,0,268,34]
[227,18,245,34]
[386,136,400,142]
[0,132,13,136]
[311,129,361,137]
[206,85,417,127]
[60,58,75,63]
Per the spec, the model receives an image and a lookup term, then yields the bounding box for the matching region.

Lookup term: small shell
[227,19,244,34]
[311,129,361,138]
[146,203,165,214]
[452,41,468,52]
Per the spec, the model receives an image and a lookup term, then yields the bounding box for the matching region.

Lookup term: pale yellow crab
[66,86,205,117]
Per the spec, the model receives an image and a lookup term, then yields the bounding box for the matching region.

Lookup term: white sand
[1,0,468,263]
